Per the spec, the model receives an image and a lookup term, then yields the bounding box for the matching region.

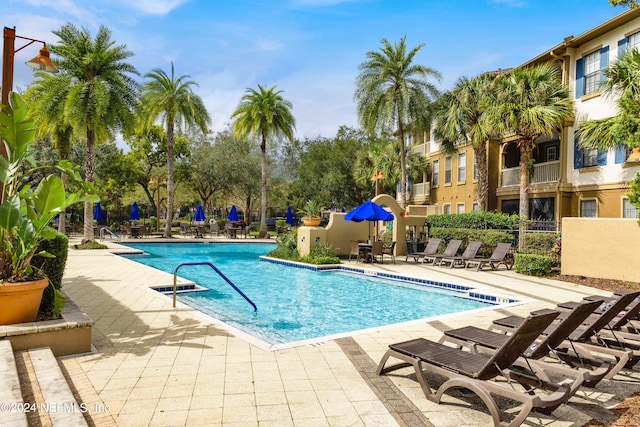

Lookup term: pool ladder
[172,262,257,312]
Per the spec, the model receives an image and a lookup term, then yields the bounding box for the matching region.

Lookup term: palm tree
[231,85,295,238]
[354,36,441,209]
[42,23,139,242]
[482,63,574,218]
[434,73,496,211]
[140,63,211,237]
[577,48,640,151]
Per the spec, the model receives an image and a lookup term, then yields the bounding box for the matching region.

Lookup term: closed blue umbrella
[286,206,294,226]
[192,204,206,224]
[345,200,394,241]
[93,201,103,221]
[130,202,140,221]
[227,205,239,222]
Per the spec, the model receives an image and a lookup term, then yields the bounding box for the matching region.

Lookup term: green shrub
[518,232,558,254]
[267,229,299,260]
[426,212,521,230]
[429,227,514,257]
[514,253,555,277]
[32,233,69,316]
[299,243,340,265]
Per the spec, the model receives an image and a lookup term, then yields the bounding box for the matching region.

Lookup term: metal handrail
[172,262,257,312]
[99,227,121,242]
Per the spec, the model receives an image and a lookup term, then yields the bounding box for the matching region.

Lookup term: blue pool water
[121,242,489,345]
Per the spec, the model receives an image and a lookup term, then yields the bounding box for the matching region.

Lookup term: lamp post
[149,177,166,232]
[1,26,58,157]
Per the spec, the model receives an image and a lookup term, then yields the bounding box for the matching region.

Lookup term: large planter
[0,278,48,325]
[302,216,321,227]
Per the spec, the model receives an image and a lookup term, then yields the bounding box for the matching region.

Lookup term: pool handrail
[172,261,257,312]
[99,226,121,242]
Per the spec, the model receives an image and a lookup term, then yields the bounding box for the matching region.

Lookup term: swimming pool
[121,242,494,346]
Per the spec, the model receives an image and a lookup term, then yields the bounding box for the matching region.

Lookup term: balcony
[411,143,428,155]
[397,182,430,203]
[501,160,560,187]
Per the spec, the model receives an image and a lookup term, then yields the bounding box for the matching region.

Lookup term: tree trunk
[397,120,407,209]
[164,121,175,238]
[82,129,96,243]
[475,140,489,211]
[259,134,268,238]
[518,141,532,219]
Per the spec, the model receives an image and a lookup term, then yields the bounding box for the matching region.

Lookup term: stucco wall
[561,217,640,282]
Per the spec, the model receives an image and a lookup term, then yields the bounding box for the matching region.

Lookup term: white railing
[501,161,560,187]
[397,182,430,203]
[411,143,427,155]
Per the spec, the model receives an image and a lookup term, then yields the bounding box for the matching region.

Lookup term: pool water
[122,242,489,345]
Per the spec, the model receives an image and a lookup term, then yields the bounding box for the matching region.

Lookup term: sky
[1,0,626,143]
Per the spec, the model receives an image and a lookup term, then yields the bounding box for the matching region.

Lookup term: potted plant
[0,92,98,325]
[298,200,325,227]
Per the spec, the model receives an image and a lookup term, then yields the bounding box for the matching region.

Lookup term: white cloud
[115,0,190,15]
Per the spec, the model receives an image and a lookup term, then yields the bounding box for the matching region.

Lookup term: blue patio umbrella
[227,205,239,222]
[129,202,140,221]
[286,206,294,226]
[192,204,206,224]
[93,201,103,222]
[344,200,394,241]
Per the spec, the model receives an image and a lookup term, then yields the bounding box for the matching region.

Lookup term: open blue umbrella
[192,204,206,223]
[345,200,394,241]
[286,206,294,226]
[227,205,239,222]
[130,202,140,221]
[93,201,103,221]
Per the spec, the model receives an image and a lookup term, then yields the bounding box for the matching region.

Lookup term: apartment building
[407,8,640,221]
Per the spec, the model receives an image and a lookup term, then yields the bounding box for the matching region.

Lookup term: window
[443,204,451,214]
[473,152,478,181]
[472,202,480,212]
[456,203,465,214]
[444,156,452,184]
[546,145,558,161]
[432,160,439,186]
[458,153,466,183]
[629,31,640,51]
[580,199,597,217]
[574,137,606,169]
[583,148,599,167]
[623,198,639,218]
[583,50,600,95]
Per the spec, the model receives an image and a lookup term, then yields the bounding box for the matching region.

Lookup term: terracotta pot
[0,278,48,325]
[302,216,322,226]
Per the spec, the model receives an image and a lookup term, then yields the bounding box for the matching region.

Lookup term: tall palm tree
[577,48,640,151]
[482,63,573,218]
[140,63,211,237]
[354,36,441,209]
[231,85,295,238]
[434,73,496,211]
[43,23,139,242]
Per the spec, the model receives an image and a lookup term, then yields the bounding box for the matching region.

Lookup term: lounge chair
[405,238,441,262]
[439,241,482,268]
[441,300,610,403]
[422,239,461,266]
[465,242,513,271]
[491,291,640,379]
[377,310,569,427]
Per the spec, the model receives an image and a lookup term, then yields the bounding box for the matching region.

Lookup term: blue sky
[2,0,625,141]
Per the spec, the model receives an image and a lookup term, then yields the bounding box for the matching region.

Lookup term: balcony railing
[501,161,560,187]
[411,143,427,155]
[397,182,430,202]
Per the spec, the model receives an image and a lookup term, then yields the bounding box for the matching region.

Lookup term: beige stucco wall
[561,217,640,282]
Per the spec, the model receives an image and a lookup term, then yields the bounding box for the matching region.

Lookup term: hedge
[429,227,514,258]
[514,253,555,277]
[32,233,69,316]
[425,212,521,230]
[519,232,559,255]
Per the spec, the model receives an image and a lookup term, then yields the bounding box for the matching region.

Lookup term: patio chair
[209,221,219,236]
[377,310,568,427]
[465,242,513,271]
[441,299,610,402]
[439,241,482,268]
[348,240,363,263]
[405,238,441,262]
[369,241,385,263]
[180,223,192,237]
[491,291,640,379]
[381,241,396,264]
[422,239,461,266]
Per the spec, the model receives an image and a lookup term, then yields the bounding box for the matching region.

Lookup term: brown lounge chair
[465,242,513,271]
[441,299,610,404]
[439,241,482,268]
[377,310,569,427]
[491,291,640,379]
[405,237,441,262]
[422,239,461,266]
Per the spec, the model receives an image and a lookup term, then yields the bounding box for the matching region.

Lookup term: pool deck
[50,236,640,425]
